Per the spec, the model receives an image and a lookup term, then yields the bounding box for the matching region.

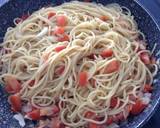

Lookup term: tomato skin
[116,112,125,121]
[139,52,151,64]
[129,94,137,102]
[50,117,61,128]
[88,123,99,128]
[57,34,69,42]
[100,49,113,58]
[78,71,88,87]
[52,105,60,114]
[54,46,66,52]
[15,14,29,24]
[56,15,67,26]
[104,60,120,74]
[27,109,41,120]
[4,76,21,94]
[130,99,147,115]
[54,27,65,35]
[55,66,65,75]
[88,54,95,59]
[106,116,113,125]
[90,79,96,88]
[48,12,56,19]
[100,15,109,21]
[5,85,14,93]
[28,80,35,87]
[9,95,22,112]
[143,84,153,93]
[85,111,95,118]
[21,14,30,21]
[15,19,21,24]
[127,104,133,113]
[110,97,118,108]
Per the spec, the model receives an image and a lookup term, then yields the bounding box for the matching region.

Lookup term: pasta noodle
[0,1,157,128]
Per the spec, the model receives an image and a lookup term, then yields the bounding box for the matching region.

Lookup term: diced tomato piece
[4,76,21,94]
[112,115,119,123]
[130,99,147,115]
[100,49,113,58]
[28,80,35,87]
[57,34,69,42]
[85,111,95,118]
[88,54,95,59]
[55,66,65,75]
[5,85,14,93]
[106,116,113,125]
[116,112,125,121]
[111,113,125,123]
[54,27,65,35]
[9,95,22,112]
[54,46,66,52]
[104,60,120,74]
[56,15,67,26]
[48,12,56,19]
[21,14,30,21]
[129,94,137,102]
[143,84,153,93]
[110,97,118,108]
[89,123,98,128]
[126,104,133,113]
[51,117,61,128]
[100,15,109,21]
[139,52,151,64]
[15,19,22,24]
[90,79,96,88]
[78,71,88,87]
[52,105,60,114]
[27,109,40,120]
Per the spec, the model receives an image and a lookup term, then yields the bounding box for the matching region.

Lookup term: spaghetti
[0,1,157,128]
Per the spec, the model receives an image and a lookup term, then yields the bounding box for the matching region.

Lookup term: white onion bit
[22,104,32,113]
[141,96,150,105]
[36,27,48,38]
[47,36,58,41]
[13,113,25,127]
[24,115,32,120]
[144,93,152,99]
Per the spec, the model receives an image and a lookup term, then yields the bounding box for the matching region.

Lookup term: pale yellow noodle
[0,1,155,128]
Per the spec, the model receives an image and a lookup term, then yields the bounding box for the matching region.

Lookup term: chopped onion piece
[141,96,150,105]
[24,115,31,120]
[139,43,146,50]
[47,36,58,42]
[144,93,152,99]
[22,104,32,113]
[13,113,25,127]
[36,27,48,38]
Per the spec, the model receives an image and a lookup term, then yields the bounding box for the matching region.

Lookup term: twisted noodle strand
[0,1,154,127]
